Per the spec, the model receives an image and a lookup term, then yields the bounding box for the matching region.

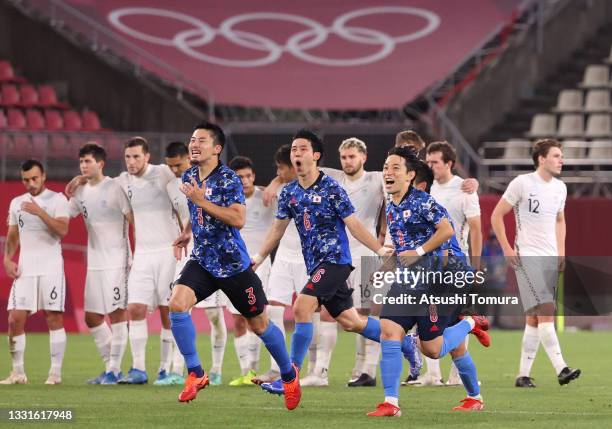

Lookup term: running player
[226,156,275,386]
[368,147,484,416]
[161,141,228,386]
[67,144,133,385]
[169,123,299,410]
[2,160,69,385]
[491,139,580,388]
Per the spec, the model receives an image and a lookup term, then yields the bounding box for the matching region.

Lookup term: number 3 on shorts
[245,287,256,305]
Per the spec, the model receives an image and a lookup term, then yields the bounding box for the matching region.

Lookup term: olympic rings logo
[107,7,440,67]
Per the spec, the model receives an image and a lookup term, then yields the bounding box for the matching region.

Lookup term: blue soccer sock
[170,312,203,377]
[439,318,472,358]
[259,322,295,382]
[360,316,381,342]
[290,322,313,370]
[380,340,402,401]
[452,351,480,397]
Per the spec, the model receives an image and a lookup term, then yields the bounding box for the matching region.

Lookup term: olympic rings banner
[62,0,522,109]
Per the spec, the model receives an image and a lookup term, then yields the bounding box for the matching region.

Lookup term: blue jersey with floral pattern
[183,164,250,278]
[277,172,355,275]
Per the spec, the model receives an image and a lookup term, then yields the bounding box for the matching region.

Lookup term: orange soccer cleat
[178,372,209,402]
[462,315,491,347]
[366,402,402,417]
[452,397,484,411]
[283,364,302,411]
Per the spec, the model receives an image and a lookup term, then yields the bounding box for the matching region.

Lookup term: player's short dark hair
[414,159,434,193]
[293,129,324,162]
[229,156,254,172]
[79,143,107,162]
[125,136,149,154]
[165,141,188,158]
[274,144,291,167]
[194,122,226,148]
[426,141,457,168]
[387,145,420,172]
[532,139,562,168]
[395,130,426,150]
[21,159,44,174]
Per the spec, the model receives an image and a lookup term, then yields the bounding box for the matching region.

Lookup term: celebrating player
[2,160,69,385]
[491,139,580,388]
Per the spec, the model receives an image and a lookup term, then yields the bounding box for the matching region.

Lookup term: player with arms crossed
[2,160,69,385]
[67,144,133,385]
[491,139,580,388]
[169,123,298,410]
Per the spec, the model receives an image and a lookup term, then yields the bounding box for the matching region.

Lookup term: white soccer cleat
[299,374,329,387]
[0,371,28,385]
[445,374,463,386]
[413,373,444,387]
[44,374,62,385]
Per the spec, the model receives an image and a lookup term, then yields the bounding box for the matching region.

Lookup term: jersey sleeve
[332,183,356,219]
[68,197,81,218]
[502,176,523,206]
[159,164,176,186]
[558,182,567,213]
[113,181,132,215]
[319,167,343,182]
[423,195,448,226]
[8,199,17,226]
[54,194,70,219]
[222,173,246,206]
[463,191,481,219]
[276,186,292,220]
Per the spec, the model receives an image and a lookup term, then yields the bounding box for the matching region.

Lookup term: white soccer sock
[171,336,185,375]
[314,321,337,377]
[159,328,174,373]
[448,336,469,381]
[518,324,540,377]
[129,319,148,371]
[90,323,112,372]
[352,334,366,377]
[205,307,227,375]
[267,305,285,373]
[385,396,399,407]
[9,334,26,374]
[234,334,250,374]
[49,328,66,376]
[246,330,261,372]
[363,337,381,379]
[109,321,128,375]
[425,356,442,380]
[307,312,321,375]
[538,322,567,374]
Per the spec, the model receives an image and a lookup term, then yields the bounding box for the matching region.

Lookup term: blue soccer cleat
[260,378,284,395]
[101,371,123,385]
[86,371,106,385]
[118,368,148,384]
[402,333,422,378]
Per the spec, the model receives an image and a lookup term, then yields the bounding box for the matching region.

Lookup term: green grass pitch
[0,329,611,428]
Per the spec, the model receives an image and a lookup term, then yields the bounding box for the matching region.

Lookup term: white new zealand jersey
[167,177,193,254]
[242,188,275,255]
[117,164,179,254]
[502,172,566,256]
[431,175,480,255]
[68,177,132,270]
[322,168,384,253]
[8,189,69,276]
[276,184,303,263]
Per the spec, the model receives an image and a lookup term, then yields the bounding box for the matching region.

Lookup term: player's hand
[173,231,191,260]
[251,253,263,272]
[461,178,479,194]
[21,198,44,218]
[181,178,206,205]
[398,249,420,267]
[557,255,566,272]
[3,259,19,279]
[65,175,87,198]
[502,246,520,268]
[263,186,277,207]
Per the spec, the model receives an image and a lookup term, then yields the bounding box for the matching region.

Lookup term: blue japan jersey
[183,164,251,278]
[277,172,355,275]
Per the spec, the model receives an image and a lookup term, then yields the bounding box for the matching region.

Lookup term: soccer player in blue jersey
[367,147,485,417]
[168,123,299,410]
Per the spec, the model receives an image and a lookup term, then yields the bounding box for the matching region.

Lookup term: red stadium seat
[1,84,20,106]
[0,61,26,84]
[38,85,69,109]
[19,84,39,107]
[82,110,101,131]
[63,110,82,130]
[0,109,6,128]
[7,108,26,129]
[44,109,64,130]
[25,109,45,130]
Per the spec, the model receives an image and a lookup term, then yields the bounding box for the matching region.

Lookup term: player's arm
[467,215,483,267]
[262,176,283,207]
[376,203,387,246]
[64,175,87,198]
[253,218,290,264]
[490,199,516,257]
[556,211,566,257]
[3,225,20,278]
[343,214,390,256]
[461,178,479,194]
[181,178,246,228]
[20,199,69,238]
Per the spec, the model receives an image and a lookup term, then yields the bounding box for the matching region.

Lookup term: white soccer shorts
[267,259,309,306]
[7,272,66,313]
[514,256,558,312]
[128,248,176,310]
[84,268,129,315]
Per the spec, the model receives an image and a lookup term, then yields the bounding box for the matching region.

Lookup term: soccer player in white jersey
[115,137,181,384]
[162,141,228,386]
[227,156,275,386]
[2,160,69,385]
[422,141,483,386]
[66,144,133,385]
[491,139,580,387]
[254,144,310,384]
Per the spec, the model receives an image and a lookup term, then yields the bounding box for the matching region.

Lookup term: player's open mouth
[295,161,302,167]
[385,179,395,185]
[191,150,201,156]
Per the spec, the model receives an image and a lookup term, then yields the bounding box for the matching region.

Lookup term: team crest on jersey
[429,304,438,323]
[312,268,326,283]
[403,210,411,219]
[312,195,322,203]
[290,196,298,205]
